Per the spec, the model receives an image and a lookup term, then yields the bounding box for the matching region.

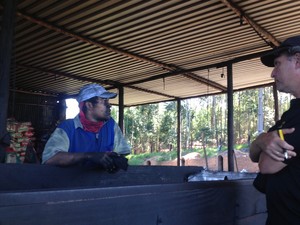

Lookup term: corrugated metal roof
[2,0,300,106]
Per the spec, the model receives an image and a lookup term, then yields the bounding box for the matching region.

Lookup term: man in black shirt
[250,35,300,225]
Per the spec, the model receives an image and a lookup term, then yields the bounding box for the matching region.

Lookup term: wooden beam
[118,86,124,133]
[0,0,17,162]
[128,85,176,99]
[126,50,271,88]
[227,64,234,172]
[16,10,168,69]
[17,64,177,99]
[17,63,118,87]
[10,89,57,97]
[273,83,279,122]
[220,0,280,47]
[177,99,181,166]
[182,72,227,91]
[16,10,226,92]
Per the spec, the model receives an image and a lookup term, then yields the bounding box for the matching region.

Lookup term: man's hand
[250,128,296,162]
[45,151,127,173]
[88,152,118,172]
[260,128,295,161]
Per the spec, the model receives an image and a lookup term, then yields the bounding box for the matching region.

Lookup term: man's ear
[295,53,300,69]
[85,102,94,111]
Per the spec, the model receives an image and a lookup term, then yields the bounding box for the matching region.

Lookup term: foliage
[119,86,293,161]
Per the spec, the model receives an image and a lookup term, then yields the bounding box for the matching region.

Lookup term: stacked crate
[6,118,35,163]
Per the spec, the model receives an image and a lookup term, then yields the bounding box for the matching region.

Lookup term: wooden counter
[0,164,267,225]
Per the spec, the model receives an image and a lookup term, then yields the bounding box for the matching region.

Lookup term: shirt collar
[74,114,83,129]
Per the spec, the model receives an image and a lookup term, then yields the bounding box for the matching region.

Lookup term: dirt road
[146,150,259,173]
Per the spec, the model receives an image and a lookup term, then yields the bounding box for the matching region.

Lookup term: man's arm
[258,152,287,174]
[42,128,69,164]
[249,128,296,174]
[45,151,115,169]
[42,127,116,169]
[250,131,283,162]
[113,122,131,155]
[45,152,90,166]
[249,137,263,163]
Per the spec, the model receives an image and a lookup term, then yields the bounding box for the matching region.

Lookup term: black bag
[253,172,268,194]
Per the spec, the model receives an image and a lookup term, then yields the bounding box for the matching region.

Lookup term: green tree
[124,85,293,162]
[159,101,177,150]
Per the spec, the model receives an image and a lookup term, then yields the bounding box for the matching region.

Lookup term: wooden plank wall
[0,164,267,225]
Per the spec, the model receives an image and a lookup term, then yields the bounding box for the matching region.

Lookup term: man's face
[90,97,111,121]
[271,53,299,95]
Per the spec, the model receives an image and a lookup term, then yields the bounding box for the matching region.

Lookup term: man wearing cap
[250,35,300,224]
[42,84,130,172]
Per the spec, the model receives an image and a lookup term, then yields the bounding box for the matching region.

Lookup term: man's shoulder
[58,119,76,130]
[105,117,116,127]
[109,117,116,124]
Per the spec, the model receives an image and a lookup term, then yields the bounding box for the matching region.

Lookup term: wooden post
[257,88,264,134]
[0,0,17,162]
[177,99,181,166]
[202,132,209,169]
[227,64,234,171]
[181,157,185,166]
[218,155,223,171]
[118,86,124,133]
[272,83,279,122]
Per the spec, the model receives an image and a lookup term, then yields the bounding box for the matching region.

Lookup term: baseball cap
[76,84,117,103]
[261,35,300,67]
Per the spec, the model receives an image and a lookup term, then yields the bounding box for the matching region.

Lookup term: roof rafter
[127,85,177,99]
[17,63,117,86]
[16,63,178,99]
[126,50,270,87]
[220,0,280,47]
[16,9,226,92]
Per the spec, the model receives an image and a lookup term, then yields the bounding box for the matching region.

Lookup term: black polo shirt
[265,98,300,225]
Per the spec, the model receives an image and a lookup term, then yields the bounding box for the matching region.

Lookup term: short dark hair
[82,96,99,113]
[279,46,300,57]
[279,46,300,63]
